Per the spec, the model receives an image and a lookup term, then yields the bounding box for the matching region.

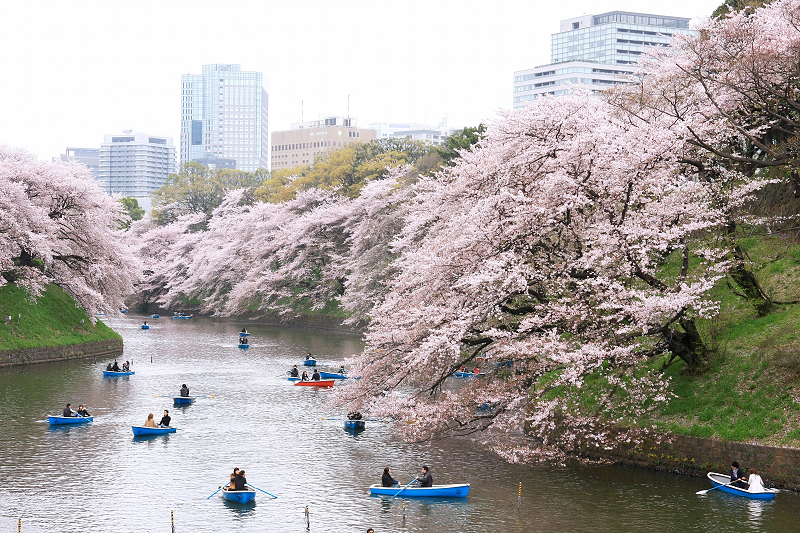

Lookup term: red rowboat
[294,380,335,388]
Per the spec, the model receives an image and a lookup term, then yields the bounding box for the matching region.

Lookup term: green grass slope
[0,283,120,351]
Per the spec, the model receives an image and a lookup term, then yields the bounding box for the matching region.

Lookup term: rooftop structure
[271,116,376,170]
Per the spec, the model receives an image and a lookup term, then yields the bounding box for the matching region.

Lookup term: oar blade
[695,489,708,495]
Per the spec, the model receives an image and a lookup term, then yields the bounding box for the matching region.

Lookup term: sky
[0,0,723,162]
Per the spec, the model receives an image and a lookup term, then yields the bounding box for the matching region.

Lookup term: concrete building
[513,11,695,106]
[370,119,457,146]
[271,116,376,170]
[181,64,268,172]
[59,147,101,181]
[98,133,176,208]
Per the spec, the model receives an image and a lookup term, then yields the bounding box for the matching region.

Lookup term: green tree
[119,197,144,229]
[436,124,486,166]
[151,162,262,221]
[712,0,770,18]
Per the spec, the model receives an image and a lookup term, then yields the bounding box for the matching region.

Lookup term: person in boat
[143,321,148,326]
[239,337,248,345]
[112,360,121,372]
[338,365,345,374]
[382,467,398,487]
[311,369,321,381]
[416,465,433,487]
[747,467,765,492]
[106,363,113,371]
[180,384,189,397]
[729,460,747,488]
[473,367,480,374]
[241,327,248,334]
[63,403,76,417]
[232,469,247,491]
[348,411,363,420]
[306,352,313,360]
[290,365,299,377]
[159,410,171,427]
[144,413,158,428]
[226,467,240,489]
[77,405,90,417]
[122,361,130,372]
[301,371,309,381]
[460,365,467,373]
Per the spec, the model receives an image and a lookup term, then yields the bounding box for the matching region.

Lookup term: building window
[573,22,579,29]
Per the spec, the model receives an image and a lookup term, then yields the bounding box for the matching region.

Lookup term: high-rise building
[98,133,176,208]
[513,11,695,106]
[271,116,376,170]
[59,147,101,180]
[180,64,268,172]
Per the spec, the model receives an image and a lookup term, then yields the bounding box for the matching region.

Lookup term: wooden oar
[697,479,741,495]
[247,484,278,498]
[206,486,223,499]
[393,478,417,497]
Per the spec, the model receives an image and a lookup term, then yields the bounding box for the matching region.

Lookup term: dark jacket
[417,472,433,487]
[112,362,120,371]
[159,415,171,427]
[180,386,189,397]
[311,371,321,381]
[63,407,74,417]
[382,472,397,487]
[290,367,299,377]
[77,408,90,417]
[232,475,247,491]
[730,467,745,482]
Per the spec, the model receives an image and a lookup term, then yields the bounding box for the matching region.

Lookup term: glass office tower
[513,11,695,107]
[180,64,269,172]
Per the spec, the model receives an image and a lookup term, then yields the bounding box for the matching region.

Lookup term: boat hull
[294,380,334,388]
[319,372,347,380]
[172,315,193,319]
[104,371,135,377]
[369,483,470,498]
[303,360,317,366]
[48,416,93,425]
[239,332,249,337]
[345,420,365,430]
[150,314,160,318]
[237,344,249,349]
[141,325,150,330]
[707,472,777,500]
[173,396,196,405]
[221,488,256,503]
[287,376,300,381]
[453,372,479,378]
[132,426,176,436]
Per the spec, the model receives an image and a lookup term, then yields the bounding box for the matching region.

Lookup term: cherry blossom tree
[0,146,138,314]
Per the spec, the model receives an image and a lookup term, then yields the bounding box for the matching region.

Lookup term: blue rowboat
[369,483,470,498]
[237,343,249,349]
[453,371,479,378]
[141,325,150,330]
[173,396,196,405]
[344,420,365,430]
[493,360,513,368]
[706,472,777,500]
[303,359,317,366]
[239,332,250,337]
[287,376,301,381]
[150,314,160,318]
[172,313,193,319]
[120,309,127,313]
[103,370,135,377]
[221,487,256,503]
[319,371,347,380]
[48,415,93,425]
[132,426,176,436]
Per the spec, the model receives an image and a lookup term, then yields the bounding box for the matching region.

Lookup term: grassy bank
[0,283,120,351]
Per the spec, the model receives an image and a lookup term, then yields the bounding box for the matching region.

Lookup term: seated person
[311,370,321,381]
[63,403,76,417]
[306,353,313,360]
[460,365,467,372]
[301,371,309,381]
[111,361,120,372]
[159,410,171,427]
[77,405,90,417]
[232,470,247,491]
[347,411,363,420]
[416,466,433,487]
[122,361,130,372]
[106,363,113,371]
[730,461,748,489]
[290,365,299,377]
[338,365,345,374]
[241,328,248,334]
[144,413,158,427]
[382,467,398,487]
[748,468,765,492]
[226,468,240,489]
[180,384,190,397]
[239,337,248,345]
[473,367,480,374]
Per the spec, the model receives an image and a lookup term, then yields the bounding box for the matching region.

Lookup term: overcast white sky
[0,0,722,162]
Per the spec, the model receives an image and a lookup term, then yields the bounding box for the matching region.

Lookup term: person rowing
[416,465,433,487]
[289,365,299,377]
[111,360,121,372]
[159,410,171,427]
[122,361,130,372]
[730,460,747,489]
[62,403,77,417]
[180,384,190,397]
[231,469,248,491]
[306,352,313,360]
[311,369,321,381]
[241,327,248,334]
[239,337,248,345]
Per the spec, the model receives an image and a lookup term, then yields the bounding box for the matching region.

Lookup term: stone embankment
[579,433,800,490]
[0,338,123,368]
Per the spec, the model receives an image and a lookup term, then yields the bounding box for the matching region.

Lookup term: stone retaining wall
[0,338,124,368]
[578,433,800,490]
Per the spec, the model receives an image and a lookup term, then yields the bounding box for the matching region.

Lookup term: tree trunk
[663,318,707,372]
[729,259,773,316]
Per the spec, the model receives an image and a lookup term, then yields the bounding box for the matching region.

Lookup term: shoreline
[0,338,124,368]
